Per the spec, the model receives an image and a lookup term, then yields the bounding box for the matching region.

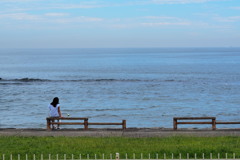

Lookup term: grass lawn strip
[0,136,240,159]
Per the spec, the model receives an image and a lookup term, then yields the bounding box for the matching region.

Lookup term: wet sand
[1,128,240,137]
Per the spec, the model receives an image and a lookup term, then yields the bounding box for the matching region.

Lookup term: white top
[48,104,60,117]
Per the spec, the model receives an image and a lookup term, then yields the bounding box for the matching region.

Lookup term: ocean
[0,48,240,129]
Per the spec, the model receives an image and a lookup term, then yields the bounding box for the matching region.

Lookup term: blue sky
[0,0,240,48]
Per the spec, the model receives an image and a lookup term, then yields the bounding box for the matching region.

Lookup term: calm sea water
[0,48,240,129]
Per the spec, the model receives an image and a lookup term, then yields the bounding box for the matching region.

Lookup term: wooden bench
[46,117,89,130]
[46,117,126,130]
[173,117,216,130]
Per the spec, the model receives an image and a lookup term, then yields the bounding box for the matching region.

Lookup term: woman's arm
[58,106,62,117]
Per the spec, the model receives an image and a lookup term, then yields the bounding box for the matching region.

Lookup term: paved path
[1,128,240,137]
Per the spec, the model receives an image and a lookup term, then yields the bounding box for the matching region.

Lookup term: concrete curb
[1,128,240,137]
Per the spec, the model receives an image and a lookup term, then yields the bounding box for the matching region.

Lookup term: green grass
[1,136,240,159]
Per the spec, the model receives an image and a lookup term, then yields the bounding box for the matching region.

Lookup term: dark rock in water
[0,78,2,80]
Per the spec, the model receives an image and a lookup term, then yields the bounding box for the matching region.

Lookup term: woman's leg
[52,119,55,129]
[57,119,60,129]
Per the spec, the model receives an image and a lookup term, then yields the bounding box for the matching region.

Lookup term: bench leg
[122,120,126,130]
[84,119,88,130]
[47,119,51,130]
[173,118,177,130]
[212,119,216,130]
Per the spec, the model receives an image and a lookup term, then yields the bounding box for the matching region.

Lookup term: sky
[0,0,240,48]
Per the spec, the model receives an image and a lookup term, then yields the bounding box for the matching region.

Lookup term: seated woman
[48,97,62,129]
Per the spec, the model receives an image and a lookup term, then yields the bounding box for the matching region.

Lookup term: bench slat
[174,117,216,120]
[50,122,85,125]
[216,122,240,124]
[47,117,88,120]
[88,123,123,125]
[177,122,213,124]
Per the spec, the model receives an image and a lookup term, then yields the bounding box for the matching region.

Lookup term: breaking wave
[0,77,181,83]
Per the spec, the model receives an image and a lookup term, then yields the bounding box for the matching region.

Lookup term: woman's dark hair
[51,97,59,107]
